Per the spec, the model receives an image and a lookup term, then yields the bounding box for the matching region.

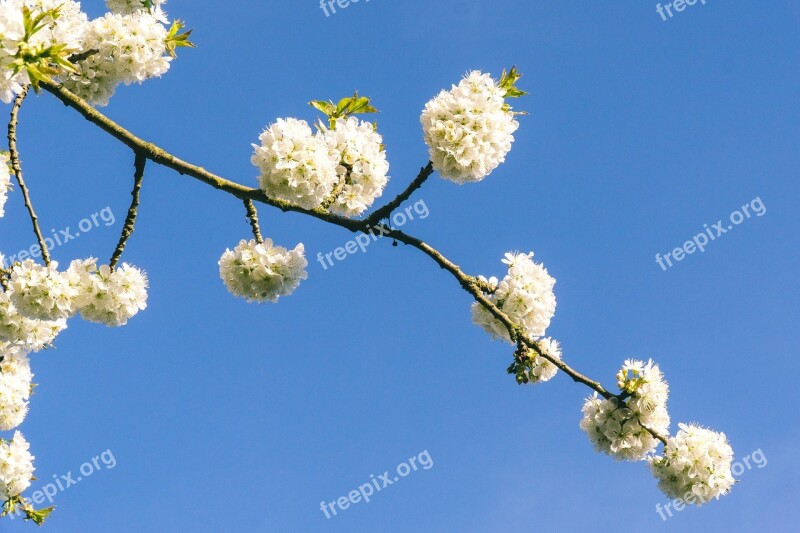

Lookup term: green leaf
[24,506,55,526]
[309,100,336,116]
[165,20,195,58]
[498,66,528,99]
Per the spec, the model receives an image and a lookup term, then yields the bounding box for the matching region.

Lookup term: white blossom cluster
[0,430,34,501]
[0,343,32,431]
[0,0,179,105]
[252,118,340,210]
[580,359,670,461]
[323,117,390,217]
[63,11,171,106]
[0,152,11,218]
[0,289,67,352]
[4,259,149,327]
[219,239,308,303]
[471,252,556,343]
[0,0,88,103]
[0,344,31,431]
[106,0,168,23]
[421,71,519,183]
[69,258,148,326]
[8,260,78,321]
[649,423,735,504]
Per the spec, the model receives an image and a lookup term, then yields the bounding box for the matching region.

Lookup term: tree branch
[366,162,433,226]
[109,152,146,269]
[38,79,665,442]
[7,85,50,266]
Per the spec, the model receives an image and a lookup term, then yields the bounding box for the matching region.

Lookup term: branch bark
[7,85,50,266]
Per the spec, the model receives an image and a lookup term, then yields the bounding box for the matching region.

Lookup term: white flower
[106,0,168,23]
[70,258,148,327]
[421,71,519,183]
[0,290,66,352]
[0,430,34,500]
[580,359,670,461]
[471,252,556,343]
[251,118,340,210]
[322,117,390,217]
[8,260,78,321]
[528,337,561,383]
[649,423,735,504]
[0,342,32,430]
[0,151,11,217]
[0,0,88,103]
[63,11,170,106]
[219,239,308,303]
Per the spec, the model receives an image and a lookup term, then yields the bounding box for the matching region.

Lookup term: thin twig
[243,199,264,244]
[109,152,146,269]
[7,85,50,265]
[366,161,433,225]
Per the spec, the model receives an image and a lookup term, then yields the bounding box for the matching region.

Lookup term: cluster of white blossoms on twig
[0,0,191,105]
[580,359,671,461]
[0,0,739,518]
[650,423,736,503]
[218,239,308,303]
[421,69,522,183]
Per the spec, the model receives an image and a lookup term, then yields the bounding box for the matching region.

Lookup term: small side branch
[243,199,264,244]
[7,85,50,265]
[366,162,434,225]
[109,152,146,269]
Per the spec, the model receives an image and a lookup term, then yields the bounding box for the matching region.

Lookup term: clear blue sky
[3,1,799,531]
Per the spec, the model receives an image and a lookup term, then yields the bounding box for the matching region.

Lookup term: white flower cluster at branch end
[0,430,34,502]
[323,117,390,217]
[0,344,32,431]
[70,259,148,326]
[472,252,556,343]
[63,11,171,106]
[219,239,308,303]
[0,152,11,218]
[421,71,520,183]
[649,423,735,504]
[580,359,670,461]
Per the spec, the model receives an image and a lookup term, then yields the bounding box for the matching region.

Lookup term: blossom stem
[109,152,146,269]
[243,199,264,244]
[7,85,50,266]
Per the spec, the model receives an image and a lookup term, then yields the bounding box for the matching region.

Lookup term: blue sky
[3,0,799,531]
